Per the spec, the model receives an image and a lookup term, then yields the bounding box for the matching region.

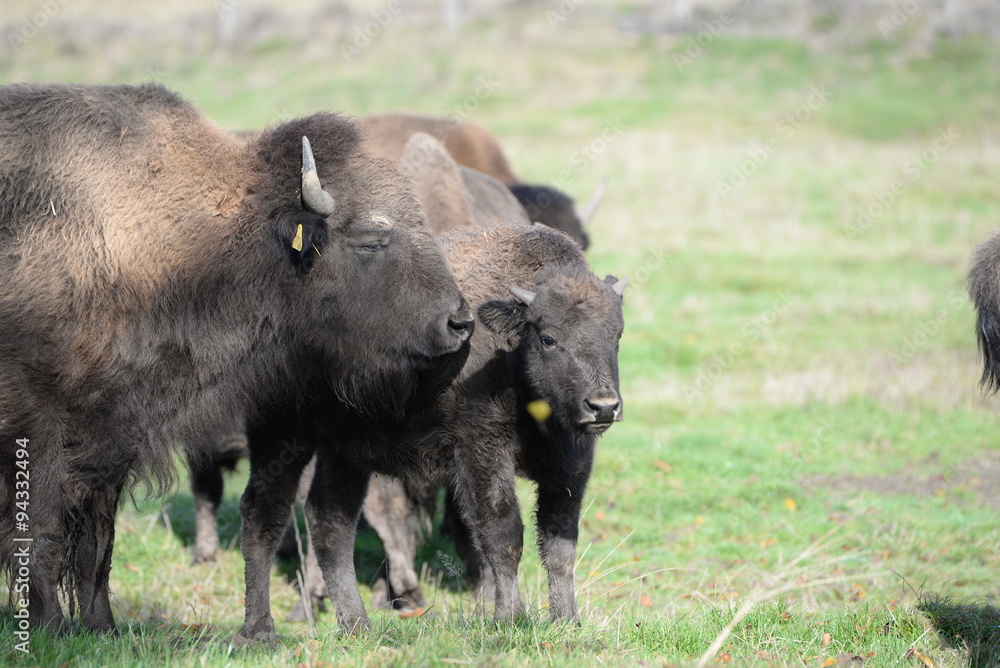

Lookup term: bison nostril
[585,398,620,420]
[448,315,474,342]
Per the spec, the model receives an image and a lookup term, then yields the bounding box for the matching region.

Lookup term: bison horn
[577,177,606,227]
[612,277,628,296]
[508,285,536,306]
[301,136,336,217]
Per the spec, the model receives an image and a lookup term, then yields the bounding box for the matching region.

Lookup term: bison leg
[188,449,224,565]
[25,534,66,631]
[535,482,585,622]
[19,462,68,630]
[362,474,426,610]
[286,526,327,622]
[73,485,120,632]
[451,460,524,623]
[240,437,313,642]
[304,451,371,633]
[442,484,490,601]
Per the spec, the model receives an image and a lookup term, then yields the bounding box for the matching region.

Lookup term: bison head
[478,268,626,435]
[251,115,473,420]
[507,180,604,252]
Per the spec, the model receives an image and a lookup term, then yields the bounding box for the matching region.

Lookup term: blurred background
[3,1,999,663]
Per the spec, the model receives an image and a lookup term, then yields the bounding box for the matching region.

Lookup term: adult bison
[0,82,471,632]
[969,232,1000,389]
[361,114,603,249]
[185,132,529,572]
[239,221,626,637]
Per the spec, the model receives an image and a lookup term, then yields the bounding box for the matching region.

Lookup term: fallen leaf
[784,497,798,511]
[781,612,792,621]
[653,459,673,473]
[821,659,838,667]
[822,632,832,646]
[640,595,654,607]
[905,648,934,667]
[716,652,731,663]
[398,607,426,619]
[541,643,554,650]
[124,563,140,573]
[595,510,605,521]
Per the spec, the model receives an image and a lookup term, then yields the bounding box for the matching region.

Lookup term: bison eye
[354,241,387,255]
[540,335,557,348]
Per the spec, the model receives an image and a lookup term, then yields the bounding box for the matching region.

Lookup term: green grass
[3,3,1000,665]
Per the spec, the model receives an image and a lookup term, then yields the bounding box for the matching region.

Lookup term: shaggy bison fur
[0,83,471,632]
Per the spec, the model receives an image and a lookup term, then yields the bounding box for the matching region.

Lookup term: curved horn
[577,177,606,227]
[508,285,536,306]
[611,277,628,296]
[301,136,336,217]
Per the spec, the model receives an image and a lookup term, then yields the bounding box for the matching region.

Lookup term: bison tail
[968,232,1000,392]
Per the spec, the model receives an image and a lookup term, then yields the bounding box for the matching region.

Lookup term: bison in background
[969,232,1000,389]
[361,113,604,249]
[239,222,626,635]
[0,82,471,632]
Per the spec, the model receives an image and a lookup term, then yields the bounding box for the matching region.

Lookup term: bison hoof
[239,623,276,643]
[339,616,372,636]
[230,632,277,650]
[190,553,217,566]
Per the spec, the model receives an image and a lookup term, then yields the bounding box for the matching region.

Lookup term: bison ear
[281,212,329,273]
[478,299,529,339]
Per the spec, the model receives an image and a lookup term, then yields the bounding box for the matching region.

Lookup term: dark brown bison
[361,114,603,249]
[0,82,471,632]
[238,221,626,637]
[185,132,527,573]
[969,232,1000,389]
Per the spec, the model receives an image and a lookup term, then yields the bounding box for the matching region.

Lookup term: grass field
[2,2,1000,666]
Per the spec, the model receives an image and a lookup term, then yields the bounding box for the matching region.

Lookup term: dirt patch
[800,452,1000,509]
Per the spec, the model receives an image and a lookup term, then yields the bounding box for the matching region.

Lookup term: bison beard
[0,82,470,632]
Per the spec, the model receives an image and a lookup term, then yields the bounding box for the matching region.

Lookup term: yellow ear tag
[291,223,304,252]
[526,400,552,423]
